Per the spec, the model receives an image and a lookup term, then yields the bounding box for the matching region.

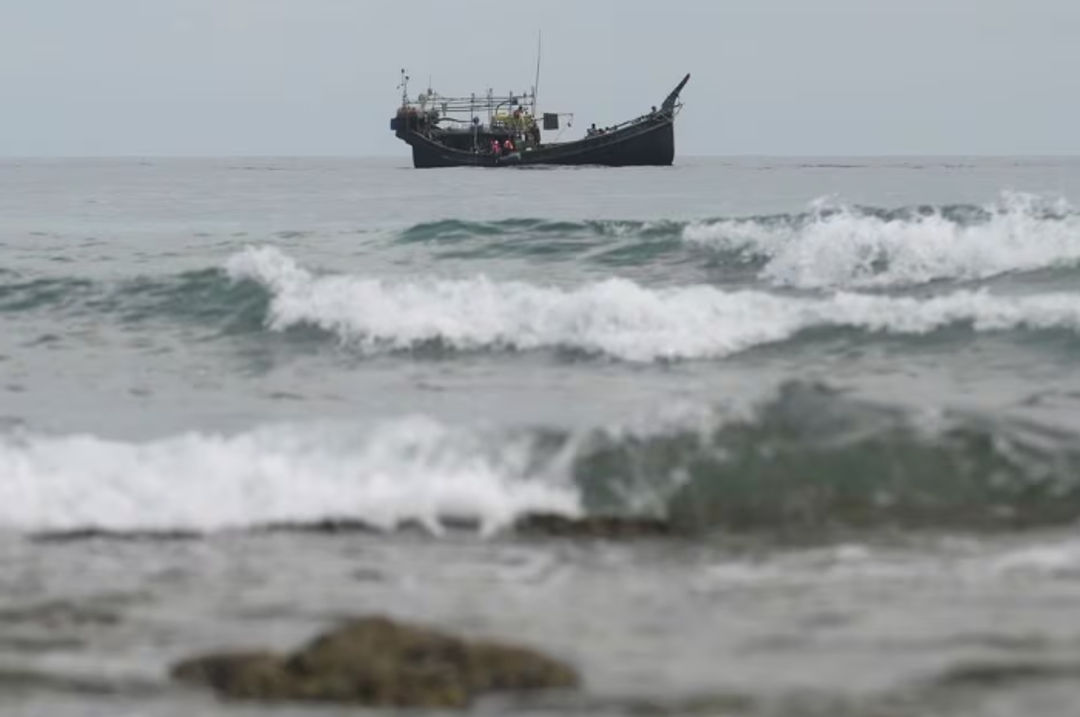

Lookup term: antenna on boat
[533,30,542,115]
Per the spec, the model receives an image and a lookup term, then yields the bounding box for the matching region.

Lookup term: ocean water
[3,156,1080,715]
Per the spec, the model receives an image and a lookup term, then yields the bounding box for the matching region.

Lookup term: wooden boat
[389,72,689,168]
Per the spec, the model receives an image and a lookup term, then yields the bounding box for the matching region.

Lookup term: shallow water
[3,156,1080,715]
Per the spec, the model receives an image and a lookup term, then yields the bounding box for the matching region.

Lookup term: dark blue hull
[400,113,676,169]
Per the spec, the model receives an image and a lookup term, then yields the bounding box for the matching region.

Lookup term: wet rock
[259,516,480,535]
[172,615,579,708]
[173,652,290,699]
[31,528,200,542]
[259,518,381,535]
[514,512,674,539]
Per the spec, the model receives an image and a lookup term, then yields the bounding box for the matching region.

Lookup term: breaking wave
[684,193,1080,288]
[387,194,1080,289]
[4,384,1080,537]
[228,246,1080,362]
[0,418,578,535]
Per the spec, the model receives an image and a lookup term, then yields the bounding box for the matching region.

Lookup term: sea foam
[684,193,1080,288]
[228,246,1080,362]
[0,418,578,535]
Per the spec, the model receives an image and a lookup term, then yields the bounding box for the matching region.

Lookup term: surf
[229,245,1080,362]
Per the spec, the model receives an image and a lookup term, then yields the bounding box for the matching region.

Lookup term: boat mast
[532,31,541,116]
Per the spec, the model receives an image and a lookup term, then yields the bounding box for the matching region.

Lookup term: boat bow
[661,73,691,113]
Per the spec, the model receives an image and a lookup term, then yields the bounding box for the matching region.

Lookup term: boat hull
[399,112,676,169]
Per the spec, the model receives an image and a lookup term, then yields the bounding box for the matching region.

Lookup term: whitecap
[684,192,1080,289]
[228,246,1080,362]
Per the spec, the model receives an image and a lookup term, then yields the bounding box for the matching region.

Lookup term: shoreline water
[4,157,1080,714]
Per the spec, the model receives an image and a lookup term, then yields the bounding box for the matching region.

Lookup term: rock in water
[514,512,674,538]
[172,652,292,699]
[172,616,580,708]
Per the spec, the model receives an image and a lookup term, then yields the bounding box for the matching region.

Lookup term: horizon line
[4,153,1080,160]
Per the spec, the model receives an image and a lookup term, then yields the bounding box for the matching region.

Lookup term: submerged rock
[172,616,579,708]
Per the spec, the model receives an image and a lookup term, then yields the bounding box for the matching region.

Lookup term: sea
[3,156,1080,716]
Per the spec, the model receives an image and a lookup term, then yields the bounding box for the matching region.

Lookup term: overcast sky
[3,0,1079,156]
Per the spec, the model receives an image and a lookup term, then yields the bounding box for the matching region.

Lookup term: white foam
[228,246,1080,362]
[684,193,1080,288]
[0,418,579,535]
[986,540,1080,577]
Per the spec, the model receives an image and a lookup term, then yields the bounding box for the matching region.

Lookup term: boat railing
[403,89,537,122]
[582,102,678,139]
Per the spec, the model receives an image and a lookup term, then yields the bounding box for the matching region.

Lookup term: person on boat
[491,139,501,155]
[587,123,598,137]
[503,138,515,152]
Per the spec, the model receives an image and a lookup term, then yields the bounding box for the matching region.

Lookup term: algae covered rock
[172,616,579,708]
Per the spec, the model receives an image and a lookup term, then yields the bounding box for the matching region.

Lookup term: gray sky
[3,0,1079,156]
